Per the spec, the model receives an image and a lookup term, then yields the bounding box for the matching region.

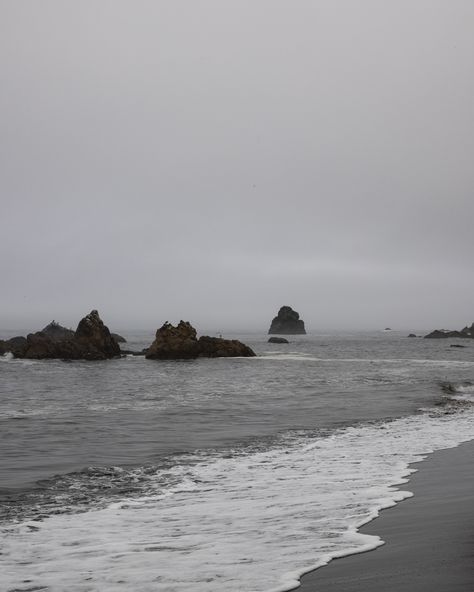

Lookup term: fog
[2,1,474,333]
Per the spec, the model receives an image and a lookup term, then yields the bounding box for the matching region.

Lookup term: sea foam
[2,408,474,592]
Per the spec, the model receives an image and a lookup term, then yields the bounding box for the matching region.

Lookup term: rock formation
[1,310,121,360]
[146,321,256,359]
[73,310,121,359]
[41,321,75,342]
[0,336,27,357]
[268,306,306,335]
[268,337,289,344]
[425,322,474,339]
[111,333,126,343]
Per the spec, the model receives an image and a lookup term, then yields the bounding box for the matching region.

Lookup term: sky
[1,0,474,333]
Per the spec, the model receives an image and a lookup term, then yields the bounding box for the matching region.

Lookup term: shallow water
[1,331,473,591]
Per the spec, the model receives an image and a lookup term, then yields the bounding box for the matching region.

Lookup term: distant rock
[424,329,466,339]
[450,344,467,348]
[268,337,289,344]
[146,321,256,359]
[384,327,392,331]
[460,322,474,337]
[268,306,306,335]
[407,333,417,338]
[41,321,75,342]
[111,333,127,343]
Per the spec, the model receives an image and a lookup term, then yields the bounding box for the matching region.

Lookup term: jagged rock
[73,310,121,359]
[14,310,120,360]
[111,333,126,343]
[268,306,306,335]
[268,337,289,344]
[146,321,200,359]
[41,321,75,342]
[425,321,474,339]
[425,329,466,339]
[146,321,255,359]
[22,331,70,359]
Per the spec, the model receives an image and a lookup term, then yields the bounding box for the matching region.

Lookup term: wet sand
[298,440,474,592]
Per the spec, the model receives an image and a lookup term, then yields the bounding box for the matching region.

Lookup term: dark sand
[298,440,474,592]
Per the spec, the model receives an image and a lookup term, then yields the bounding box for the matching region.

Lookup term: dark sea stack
[17,310,120,360]
[111,333,126,343]
[268,306,306,335]
[146,321,200,359]
[74,310,121,359]
[41,321,75,342]
[146,321,256,359]
[268,337,289,344]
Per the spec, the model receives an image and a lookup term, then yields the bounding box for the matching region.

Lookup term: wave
[440,381,474,403]
[2,406,474,592]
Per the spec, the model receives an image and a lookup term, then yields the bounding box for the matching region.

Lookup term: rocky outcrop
[111,333,126,343]
[268,306,306,335]
[146,321,200,359]
[3,310,121,360]
[407,333,417,338]
[268,337,289,344]
[41,321,75,342]
[197,335,256,358]
[72,310,121,359]
[425,322,474,339]
[424,329,464,339]
[461,323,474,337]
[0,336,27,357]
[146,321,256,359]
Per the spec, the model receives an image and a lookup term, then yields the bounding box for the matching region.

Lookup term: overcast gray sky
[1,1,474,333]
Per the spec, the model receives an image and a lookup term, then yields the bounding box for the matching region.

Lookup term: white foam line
[2,410,474,592]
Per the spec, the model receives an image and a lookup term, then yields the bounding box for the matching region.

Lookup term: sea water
[1,331,474,591]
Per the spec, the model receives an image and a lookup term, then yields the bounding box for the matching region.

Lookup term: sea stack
[268,306,306,335]
[146,321,256,359]
[2,310,122,360]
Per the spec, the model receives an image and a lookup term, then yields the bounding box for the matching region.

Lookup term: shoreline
[296,439,474,591]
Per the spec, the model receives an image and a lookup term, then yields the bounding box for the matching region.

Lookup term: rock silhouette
[1,310,121,360]
[425,322,474,339]
[268,306,306,335]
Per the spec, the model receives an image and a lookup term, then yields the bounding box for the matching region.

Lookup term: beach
[298,440,474,592]
[2,334,474,591]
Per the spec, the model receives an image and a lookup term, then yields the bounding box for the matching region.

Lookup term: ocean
[1,330,474,592]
